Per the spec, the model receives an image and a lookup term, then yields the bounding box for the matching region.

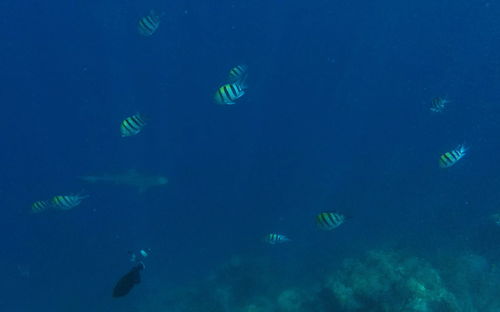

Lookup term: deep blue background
[1,0,500,311]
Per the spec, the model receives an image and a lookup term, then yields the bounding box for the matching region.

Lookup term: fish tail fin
[458,143,468,155]
[237,74,248,90]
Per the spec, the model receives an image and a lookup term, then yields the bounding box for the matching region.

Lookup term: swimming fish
[214,82,246,105]
[264,233,290,245]
[31,200,51,213]
[228,65,248,84]
[439,145,467,168]
[120,114,147,137]
[138,10,161,36]
[79,170,168,193]
[316,212,346,231]
[51,194,88,210]
[430,96,448,113]
[112,262,145,298]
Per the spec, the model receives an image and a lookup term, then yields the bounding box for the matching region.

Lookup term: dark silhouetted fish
[112,262,145,298]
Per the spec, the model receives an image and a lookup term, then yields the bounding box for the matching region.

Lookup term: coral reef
[439,253,500,311]
[142,249,500,312]
[325,250,460,311]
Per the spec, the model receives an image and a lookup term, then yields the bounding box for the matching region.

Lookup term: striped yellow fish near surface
[214,82,246,105]
[31,200,51,213]
[228,65,248,83]
[316,212,346,231]
[439,145,467,168]
[51,194,88,211]
[120,114,147,137]
[138,10,161,36]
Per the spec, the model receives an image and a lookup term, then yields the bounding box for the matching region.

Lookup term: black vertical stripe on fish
[56,196,67,207]
[448,152,458,161]
[124,119,139,131]
[127,117,141,129]
[218,88,227,102]
[325,213,336,227]
[228,65,248,83]
[318,213,328,227]
[132,115,145,126]
[222,86,232,101]
[59,196,70,207]
[442,153,453,163]
[228,84,238,100]
[144,16,156,29]
[320,213,333,227]
[128,116,141,129]
[139,19,154,33]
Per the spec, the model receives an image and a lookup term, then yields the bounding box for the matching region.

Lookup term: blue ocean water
[2,0,500,311]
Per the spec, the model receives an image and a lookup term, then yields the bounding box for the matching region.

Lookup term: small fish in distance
[138,10,161,36]
[112,262,145,298]
[316,212,346,231]
[227,64,248,84]
[120,114,147,137]
[430,96,449,113]
[264,233,290,244]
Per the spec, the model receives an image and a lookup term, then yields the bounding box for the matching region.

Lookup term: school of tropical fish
[214,65,248,105]
[26,8,477,299]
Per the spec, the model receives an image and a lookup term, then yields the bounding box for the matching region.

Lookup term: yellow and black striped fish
[439,145,467,168]
[31,200,51,213]
[214,82,246,105]
[138,10,161,37]
[264,233,290,244]
[316,212,346,231]
[120,114,147,137]
[51,194,88,211]
[228,65,248,83]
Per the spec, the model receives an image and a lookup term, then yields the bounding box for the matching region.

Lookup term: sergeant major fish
[316,212,346,231]
[214,82,247,105]
[120,114,147,137]
[51,194,88,210]
[264,233,290,245]
[138,10,161,36]
[79,170,168,193]
[439,144,467,168]
[228,64,248,84]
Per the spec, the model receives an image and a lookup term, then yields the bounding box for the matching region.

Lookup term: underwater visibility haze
[2,0,500,311]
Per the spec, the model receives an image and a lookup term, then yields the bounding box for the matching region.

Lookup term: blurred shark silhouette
[79,170,168,193]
